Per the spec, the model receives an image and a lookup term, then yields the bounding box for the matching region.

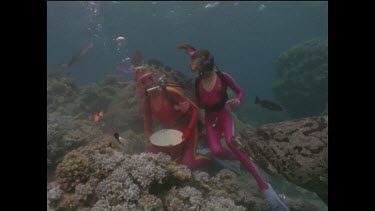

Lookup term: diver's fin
[263,183,290,211]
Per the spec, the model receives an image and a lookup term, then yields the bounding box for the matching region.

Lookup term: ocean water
[47,1,327,100]
[47,1,328,210]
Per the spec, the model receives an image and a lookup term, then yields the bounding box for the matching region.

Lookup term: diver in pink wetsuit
[133,66,211,170]
[177,44,290,211]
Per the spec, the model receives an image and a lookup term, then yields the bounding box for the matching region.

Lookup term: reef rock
[273,38,328,118]
[234,115,328,204]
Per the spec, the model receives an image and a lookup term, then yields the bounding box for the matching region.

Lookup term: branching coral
[121,152,170,189]
[49,129,326,211]
[202,196,246,211]
[166,163,192,181]
[55,150,95,192]
[47,182,64,208]
[54,140,119,192]
[137,194,164,211]
[164,186,203,211]
[95,174,140,205]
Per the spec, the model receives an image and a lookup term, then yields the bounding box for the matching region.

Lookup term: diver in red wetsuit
[178,44,290,211]
[134,66,211,169]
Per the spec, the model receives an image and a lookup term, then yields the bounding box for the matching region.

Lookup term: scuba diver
[177,44,290,211]
[133,66,211,169]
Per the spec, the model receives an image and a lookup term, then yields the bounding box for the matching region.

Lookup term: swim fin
[263,183,290,211]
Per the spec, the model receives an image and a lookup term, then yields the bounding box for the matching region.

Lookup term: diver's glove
[263,183,290,211]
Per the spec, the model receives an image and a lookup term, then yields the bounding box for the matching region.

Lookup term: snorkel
[146,74,166,93]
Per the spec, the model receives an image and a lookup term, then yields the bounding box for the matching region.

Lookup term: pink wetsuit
[144,85,211,169]
[195,71,269,190]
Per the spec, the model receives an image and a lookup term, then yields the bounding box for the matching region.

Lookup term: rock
[234,115,328,204]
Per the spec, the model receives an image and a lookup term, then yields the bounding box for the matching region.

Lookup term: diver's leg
[205,112,238,160]
[221,109,269,190]
[180,127,212,169]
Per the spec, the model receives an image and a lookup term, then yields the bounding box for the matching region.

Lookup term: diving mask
[136,72,158,89]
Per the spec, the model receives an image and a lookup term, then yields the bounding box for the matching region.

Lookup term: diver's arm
[170,90,199,142]
[143,98,153,137]
[182,100,199,141]
[224,72,244,101]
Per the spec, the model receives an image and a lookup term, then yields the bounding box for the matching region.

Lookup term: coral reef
[192,169,268,211]
[72,75,124,118]
[103,84,145,133]
[138,194,164,211]
[48,67,126,121]
[235,115,328,204]
[49,138,326,211]
[164,186,203,210]
[49,138,259,211]
[47,112,103,175]
[203,196,247,211]
[54,141,121,192]
[120,130,150,154]
[273,38,328,118]
[166,163,192,181]
[47,70,79,115]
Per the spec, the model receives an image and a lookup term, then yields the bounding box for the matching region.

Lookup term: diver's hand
[226,98,240,110]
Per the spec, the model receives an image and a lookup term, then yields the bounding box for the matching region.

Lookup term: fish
[113,132,124,145]
[104,129,124,145]
[255,96,283,111]
[62,43,93,68]
[93,111,104,122]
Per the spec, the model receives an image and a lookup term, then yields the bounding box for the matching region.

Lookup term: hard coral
[166,163,192,181]
[55,150,95,192]
[47,113,103,173]
[164,186,203,211]
[54,140,119,192]
[202,196,246,211]
[121,152,171,189]
[138,194,164,211]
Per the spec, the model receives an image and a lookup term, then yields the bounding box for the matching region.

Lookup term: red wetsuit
[195,71,268,190]
[144,85,211,169]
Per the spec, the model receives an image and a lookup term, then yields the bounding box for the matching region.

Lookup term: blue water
[47,1,327,100]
